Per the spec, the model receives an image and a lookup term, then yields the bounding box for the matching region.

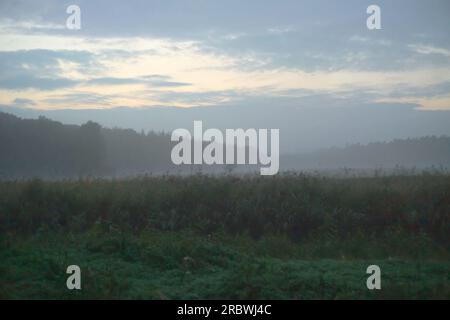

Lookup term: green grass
[0,231,448,299]
[0,173,449,299]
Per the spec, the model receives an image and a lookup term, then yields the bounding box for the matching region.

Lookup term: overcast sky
[0,0,449,111]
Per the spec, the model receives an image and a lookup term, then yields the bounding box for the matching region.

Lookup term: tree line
[0,112,172,179]
[1,111,449,179]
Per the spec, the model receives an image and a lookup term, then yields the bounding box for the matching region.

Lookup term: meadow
[0,172,449,299]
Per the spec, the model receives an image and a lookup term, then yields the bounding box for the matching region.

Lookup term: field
[0,173,449,299]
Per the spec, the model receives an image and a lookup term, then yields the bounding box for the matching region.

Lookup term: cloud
[408,44,450,58]
[13,98,36,106]
[0,18,65,32]
[267,26,296,35]
[349,35,392,47]
[0,50,95,90]
[0,75,78,90]
[0,1,449,110]
[86,77,142,86]
[147,89,241,106]
[86,75,191,88]
[384,81,450,99]
[43,92,114,106]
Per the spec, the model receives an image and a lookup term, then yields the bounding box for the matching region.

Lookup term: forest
[1,111,449,179]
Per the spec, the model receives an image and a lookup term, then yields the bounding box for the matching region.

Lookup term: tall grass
[0,172,449,299]
[1,173,449,247]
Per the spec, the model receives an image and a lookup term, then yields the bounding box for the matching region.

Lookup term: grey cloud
[149,90,243,105]
[87,77,143,86]
[385,82,450,99]
[44,92,114,105]
[0,48,191,90]
[86,75,191,88]
[0,50,95,90]
[0,75,78,90]
[13,98,36,106]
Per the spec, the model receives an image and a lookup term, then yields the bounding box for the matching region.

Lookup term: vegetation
[0,173,449,299]
[1,111,450,179]
[0,112,172,178]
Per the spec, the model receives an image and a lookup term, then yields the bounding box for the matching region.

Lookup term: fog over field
[2,101,450,154]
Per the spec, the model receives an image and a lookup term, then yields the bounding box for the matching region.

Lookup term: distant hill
[0,111,449,179]
[2,102,450,154]
[283,137,450,172]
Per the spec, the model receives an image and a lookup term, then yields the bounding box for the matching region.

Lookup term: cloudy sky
[0,0,449,111]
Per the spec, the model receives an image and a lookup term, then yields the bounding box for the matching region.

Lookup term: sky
[0,0,449,111]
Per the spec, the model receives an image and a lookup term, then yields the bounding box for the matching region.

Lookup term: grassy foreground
[0,173,449,299]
